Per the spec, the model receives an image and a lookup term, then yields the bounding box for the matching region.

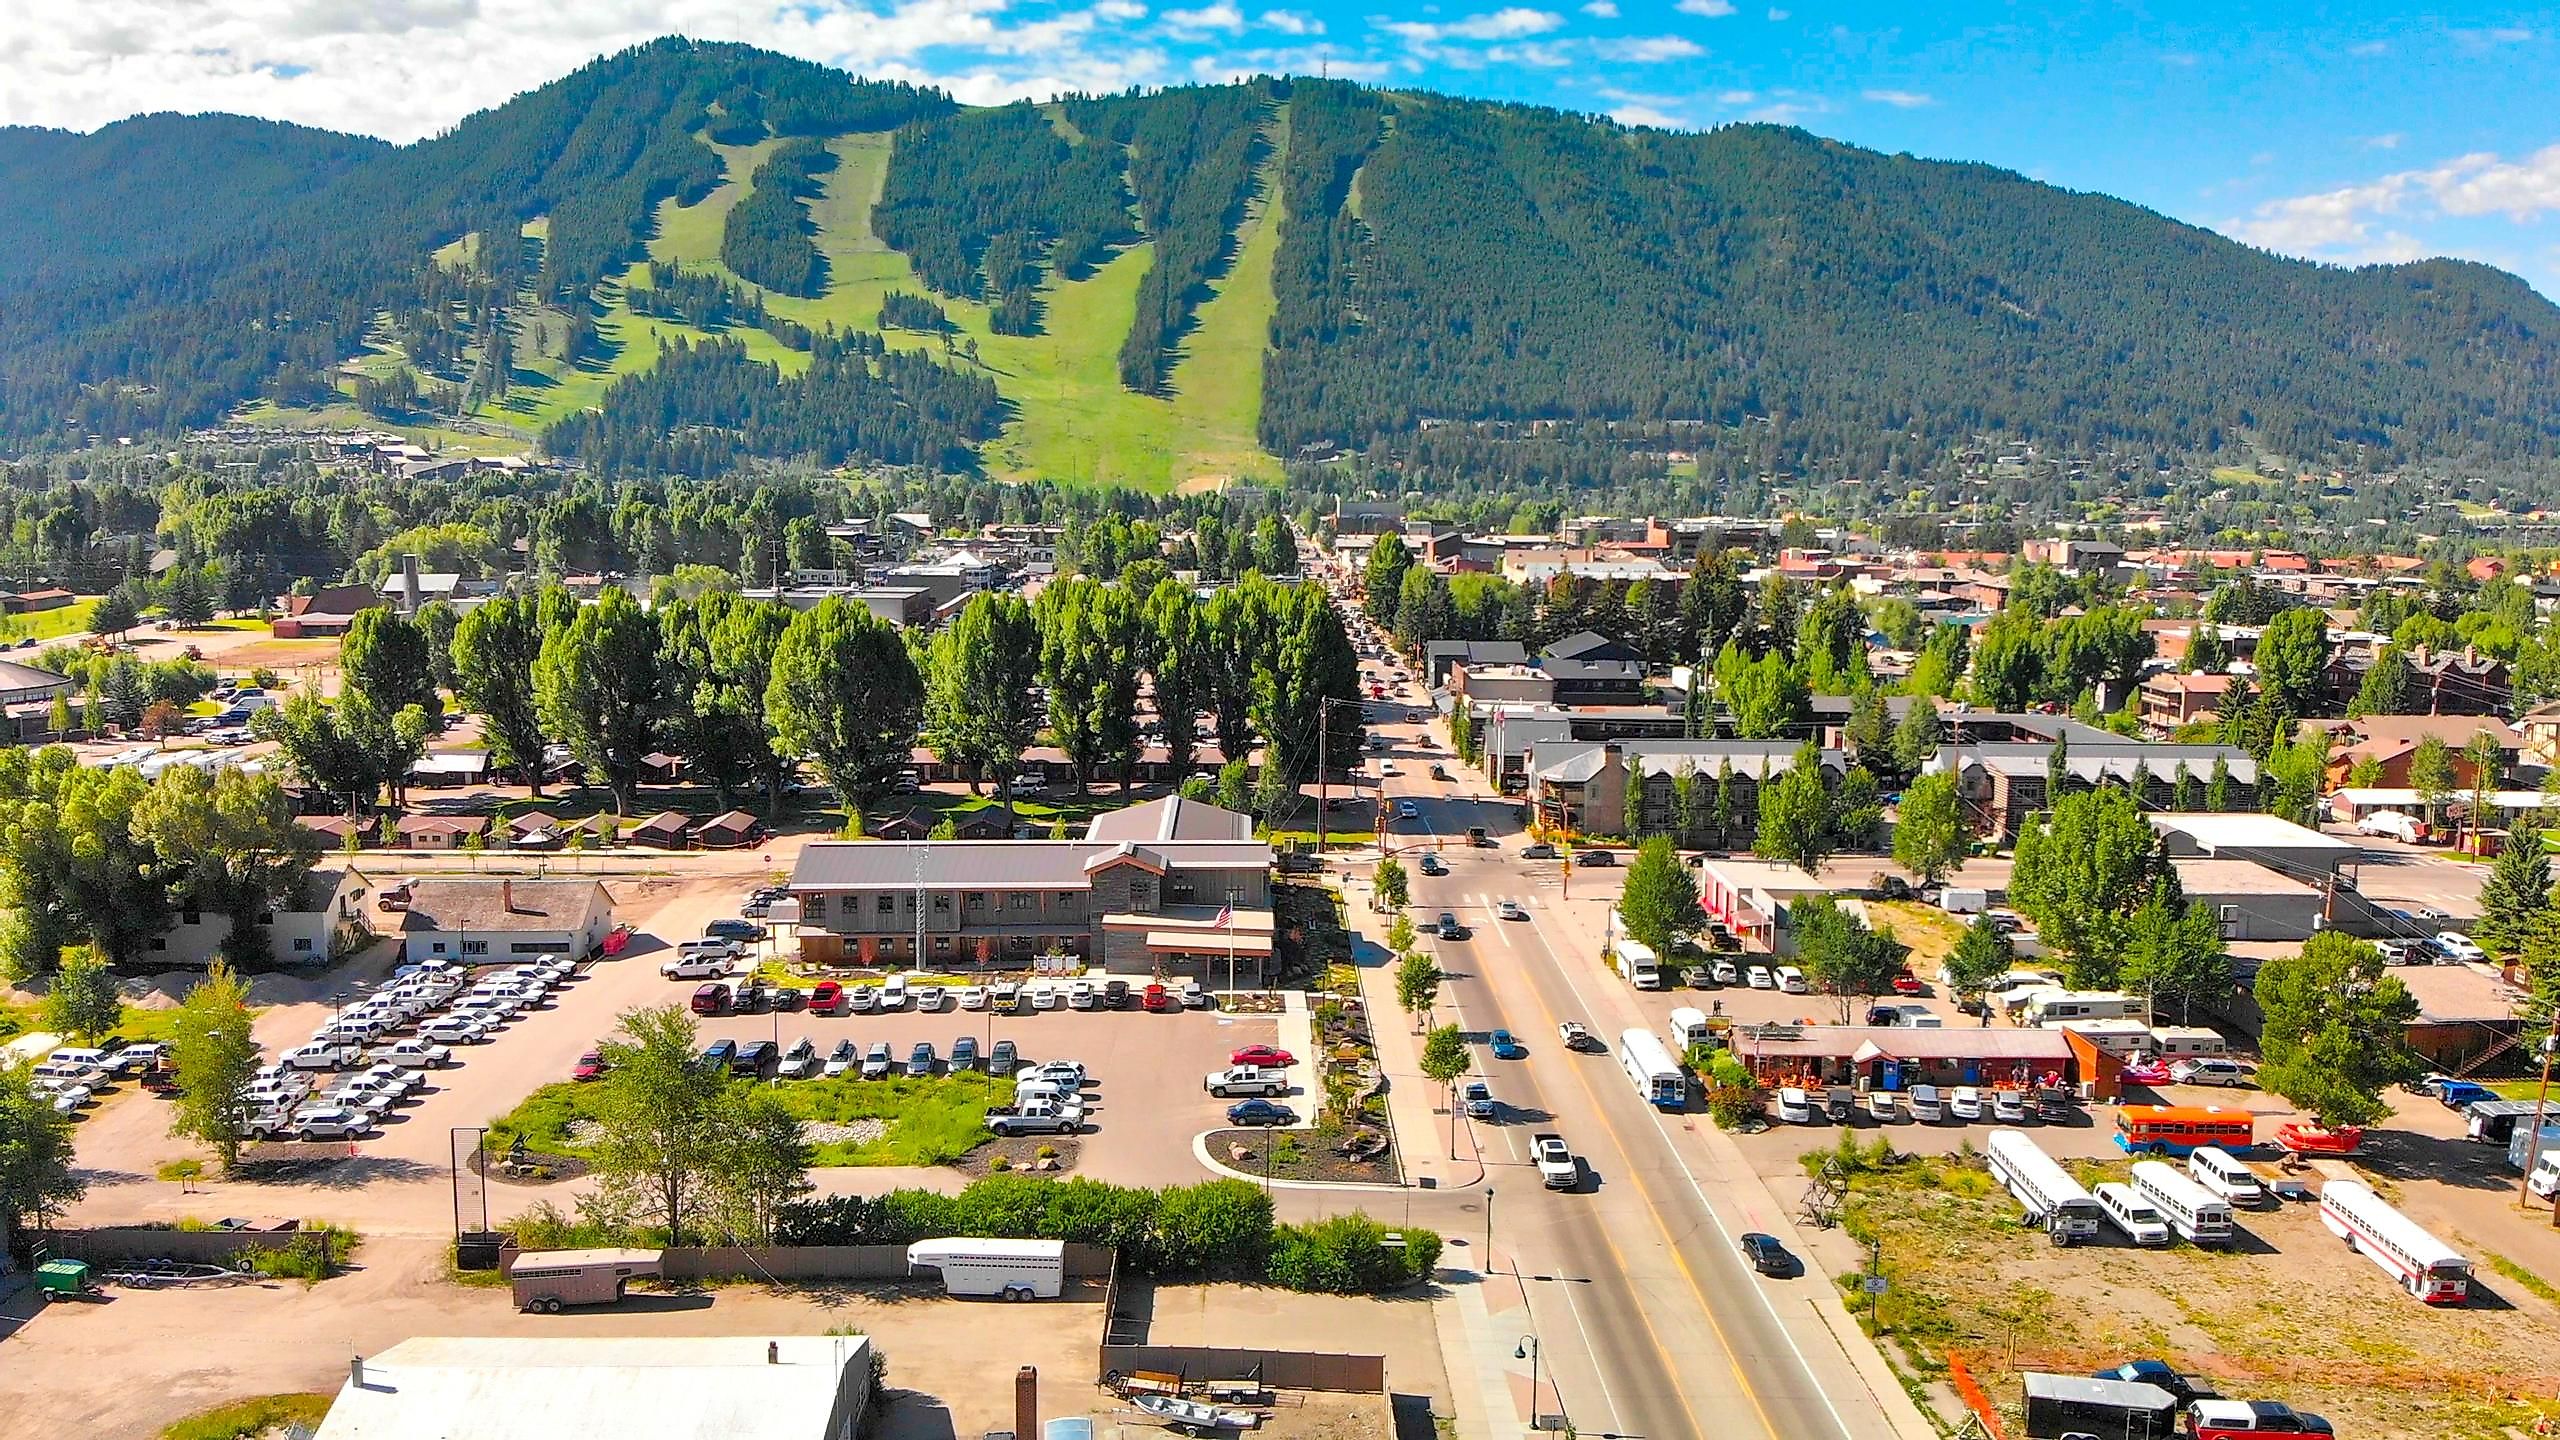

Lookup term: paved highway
[1328,612,1902,1440]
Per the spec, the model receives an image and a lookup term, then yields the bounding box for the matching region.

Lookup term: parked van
[2187,1146,2266,1207]
[2023,990,2146,1026]
[879,974,909,1009]
[29,1060,102,1086]
[1938,887,1990,914]
[1613,938,1665,990]
[1777,966,1808,994]
[1666,1006,1714,1051]
[46,1047,108,1072]
[2094,1182,2172,1246]
[2144,1025,2228,1058]
[2130,1159,2236,1246]
[1777,1087,1815,1123]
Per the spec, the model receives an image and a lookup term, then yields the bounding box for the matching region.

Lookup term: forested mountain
[4,41,2558,483]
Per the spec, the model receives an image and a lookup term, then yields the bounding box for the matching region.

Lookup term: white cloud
[1260,9,1323,35]
[2347,39,2388,56]
[1381,8,1565,43]
[2363,132,2402,150]
[2226,143,2560,268]
[1766,7,1790,18]
[1188,45,1389,82]
[1163,2,1245,33]
[1579,0,1617,15]
[1612,103,1685,129]
[1861,88,1931,108]
[0,0,1191,141]
[1676,0,1736,15]
[2453,24,2536,49]
[1599,34,1705,62]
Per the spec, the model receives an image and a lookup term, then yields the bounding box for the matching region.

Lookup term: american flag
[1211,905,1233,929]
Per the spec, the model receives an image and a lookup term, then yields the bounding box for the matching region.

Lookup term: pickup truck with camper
[986,1099,1088,1136]
[1203,1066,1290,1097]
[1531,1133,1579,1189]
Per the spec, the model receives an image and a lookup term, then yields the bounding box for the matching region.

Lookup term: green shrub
[249,1224,360,1282]
[160,1393,332,1440]
[1266,1213,1436,1293]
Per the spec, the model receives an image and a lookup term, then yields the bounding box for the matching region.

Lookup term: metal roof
[792,839,1268,891]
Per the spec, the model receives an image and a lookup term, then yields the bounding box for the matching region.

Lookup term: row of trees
[259,572,1360,824]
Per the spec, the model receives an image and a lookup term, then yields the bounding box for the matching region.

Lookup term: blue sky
[7,2,2557,295]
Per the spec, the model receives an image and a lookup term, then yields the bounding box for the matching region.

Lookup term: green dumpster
[34,1258,92,1300]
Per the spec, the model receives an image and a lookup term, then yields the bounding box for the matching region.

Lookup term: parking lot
[59,871,1312,1216]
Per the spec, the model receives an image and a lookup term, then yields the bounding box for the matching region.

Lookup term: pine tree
[2475,824,2552,958]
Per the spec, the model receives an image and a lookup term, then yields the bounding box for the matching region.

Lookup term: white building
[315,1335,873,1440]
[397,878,614,964]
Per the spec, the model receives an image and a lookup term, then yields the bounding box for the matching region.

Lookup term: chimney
[768,1341,780,1365]
[400,553,421,614]
[501,879,515,913]
[351,1354,366,1389]
[1015,1366,1038,1440]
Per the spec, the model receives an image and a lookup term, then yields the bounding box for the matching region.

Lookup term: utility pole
[2522,1009,2560,1215]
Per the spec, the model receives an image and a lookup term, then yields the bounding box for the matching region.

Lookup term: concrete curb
[1187,1130,1415,1194]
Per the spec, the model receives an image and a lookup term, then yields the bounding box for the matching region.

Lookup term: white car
[1066,981,1098,1010]
[1396,800,1419,820]
[845,985,880,1013]
[957,986,989,1010]
[1745,966,1775,989]
[1378,760,1400,777]
[1991,1090,2027,1122]
[357,1063,423,1097]
[326,1082,400,1115]
[418,1016,492,1044]
[824,1039,859,1078]
[1030,985,1064,1011]
[242,1106,298,1141]
[1179,980,1210,1009]
[376,1039,453,1068]
[913,985,948,1012]
[294,1105,372,1140]
[859,1043,893,1080]
[1016,1060,1087,1088]
[2171,1057,2251,1088]
[1947,1086,1984,1121]
[777,1038,822,1079]
[2431,931,2487,963]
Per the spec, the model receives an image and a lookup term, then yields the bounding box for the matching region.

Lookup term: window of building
[802,895,827,919]
[965,893,987,914]
[292,937,315,952]
[876,895,896,915]
[931,895,952,915]
[462,940,489,956]
[932,935,952,954]
[511,940,570,954]
[1008,892,1036,912]
[431,942,448,954]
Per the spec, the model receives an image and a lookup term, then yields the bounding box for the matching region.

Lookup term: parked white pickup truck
[986,1099,1088,1136]
[1203,1065,1290,1097]
[660,951,734,980]
[1530,1133,1579,1190]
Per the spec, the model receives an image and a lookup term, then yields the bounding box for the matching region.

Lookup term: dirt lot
[0,1234,1426,1440]
[1819,1145,2560,1440]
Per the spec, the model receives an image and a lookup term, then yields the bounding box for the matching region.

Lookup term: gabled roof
[1082,794,1253,844]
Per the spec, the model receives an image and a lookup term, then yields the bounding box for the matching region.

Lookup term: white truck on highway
[1530,1133,1579,1189]
[1203,1065,1290,1097]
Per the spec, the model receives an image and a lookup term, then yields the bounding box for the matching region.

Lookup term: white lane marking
[1519,907,1859,1440]
[1553,1271,1626,1429]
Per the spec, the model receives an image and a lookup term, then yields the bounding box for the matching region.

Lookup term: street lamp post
[1484,1185,1495,1257]
[1515,1335,1541,1433]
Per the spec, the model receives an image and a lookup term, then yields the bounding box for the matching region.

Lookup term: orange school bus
[2112,1104,2254,1157]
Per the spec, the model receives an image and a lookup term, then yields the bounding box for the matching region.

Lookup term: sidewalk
[1433,1260,1558,1439]
[1341,870,1486,1193]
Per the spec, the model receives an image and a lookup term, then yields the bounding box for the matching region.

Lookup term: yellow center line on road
[1511,908,1811,1440]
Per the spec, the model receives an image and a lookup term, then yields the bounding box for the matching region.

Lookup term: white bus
[1617,1028,1686,1111]
[1985,1128,2103,1245]
[1666,1007,1714,1050]
[2318,1179,2470,1304]
[2128,1160,2235,1246]
[905,1238,1065,1301]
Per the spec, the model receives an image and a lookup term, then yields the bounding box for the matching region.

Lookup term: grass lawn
[1869,900,1969,972]
[2479,1079,2559,1101]
[0,1000,239,1047]
[0,598,99,643]
[490,1071,1012,1167]
[160,1393,333,1440]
